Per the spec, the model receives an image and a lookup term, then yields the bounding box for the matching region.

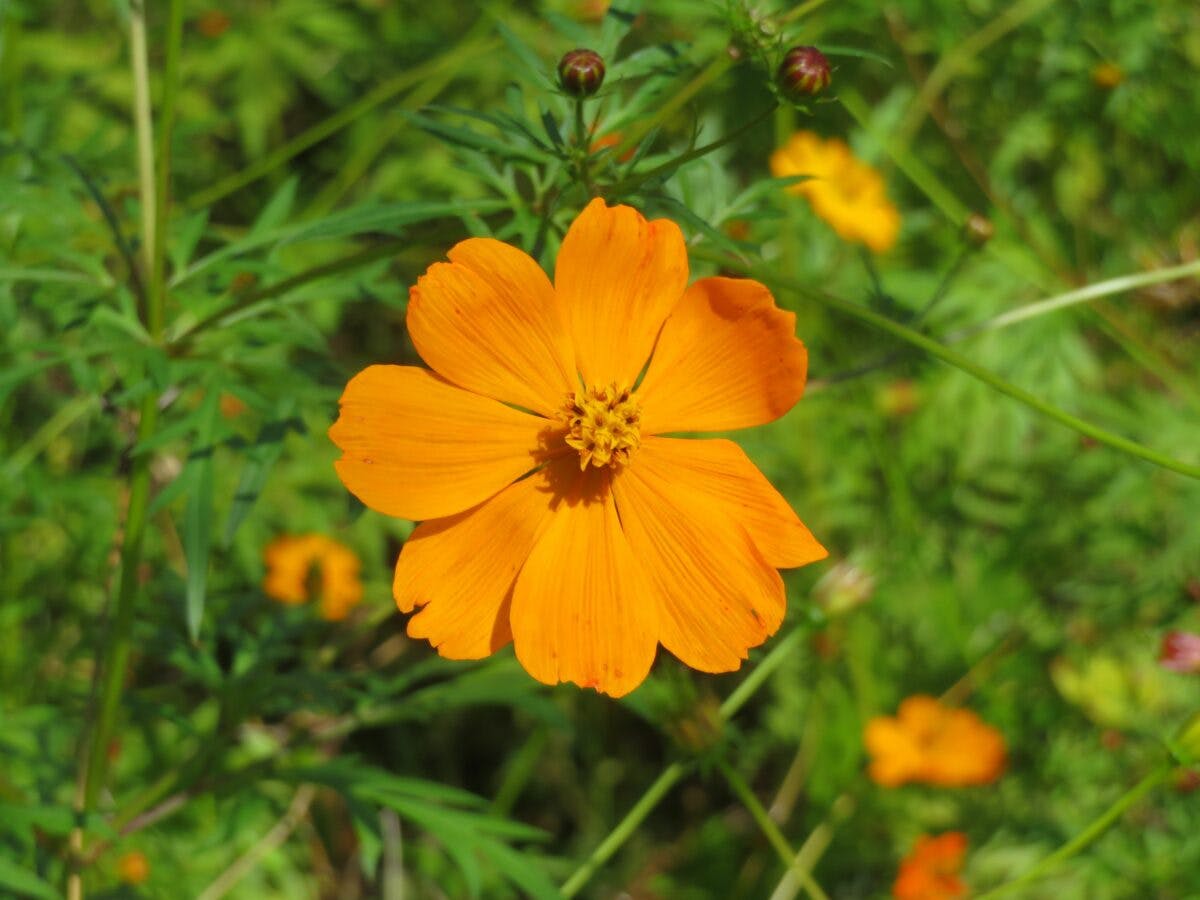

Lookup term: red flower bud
[1160,631,1200,673]
[778,46,831,99]
[558,49,605,98]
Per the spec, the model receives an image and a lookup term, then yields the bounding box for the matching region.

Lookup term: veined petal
[638,277,807,434]
[510,461,658,697]
[329,365,559,521]
[408,238,577,416]
[396,472,554,658]
[555,198,688,387]
[612,457,786,673]
[635,437,827,568]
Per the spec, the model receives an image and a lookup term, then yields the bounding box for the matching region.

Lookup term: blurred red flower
[1159,631,1200,673]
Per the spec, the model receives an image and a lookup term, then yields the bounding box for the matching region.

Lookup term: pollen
[561,384,642,470]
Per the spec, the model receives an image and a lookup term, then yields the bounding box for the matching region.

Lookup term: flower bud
[558,49,605,98]
[777,46,831,99]
[1160,631,1200,673]
[964,213,994,247]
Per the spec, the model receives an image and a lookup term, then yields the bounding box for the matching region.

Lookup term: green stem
[170,238,410,345]
[185,32,497,210]
[609,103,778,195]
[975,762,1173,898]
[82,396,160,809]
[558,762,691,898]
[720,627,806,720]
[560,625,810,896]
[128,1,156,281]
[953,258,1200,338]
[717,760,830,900]
[894,0,1059,150]
[615,54,734,158]
[80,0,178,818]
[696,249,1200,480]
[150,0,184,335]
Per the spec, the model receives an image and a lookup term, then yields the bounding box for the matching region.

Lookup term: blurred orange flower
[893,832,969,900]
[117,850,150,885]
[865,695,1006,787]
[770,131,901,253]
[329,198,827,696]
[263,534,362,621]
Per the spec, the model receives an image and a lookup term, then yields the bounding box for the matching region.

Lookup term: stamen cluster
[561,384,642,470]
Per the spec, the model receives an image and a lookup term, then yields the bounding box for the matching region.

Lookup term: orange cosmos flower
[892,832,969,900]
[865,695,1006,787]
[329,199,827,696]
[770,131,901,253]
[263,534,363,621]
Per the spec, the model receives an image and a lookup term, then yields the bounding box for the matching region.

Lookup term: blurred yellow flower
[770,131,901,253]
[263,534,363,621]
[117,850,150,885]
[865,695,1006,787]
[892,832,968,900]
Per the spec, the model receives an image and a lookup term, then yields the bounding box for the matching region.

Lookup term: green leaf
[491,20,554,90]
[222,399,299,547]
[250,176,300,235]
[405,111,552,165]
[183,390,221,640]
[0,858,57,900]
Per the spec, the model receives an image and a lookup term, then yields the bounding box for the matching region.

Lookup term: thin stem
[720,627,806,720]
[129,1,155,279]
[185,32,497,210]
[615,54,734,158]
[170,238,410,345]
[609,103,778,195]
[894,0,1059,150]
[975,762,1173,898]
[767,795,856,900]
[572,98,596,195]
[695,249,1200,480]
[196,785,316,900]
[81,398,159,811]
[560,624,811,896]
[150,0,184,335]
[717,760,831,900]
[558,762,691,898]
[951,257,1200,339]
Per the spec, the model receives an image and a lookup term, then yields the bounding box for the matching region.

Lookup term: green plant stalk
[616,53,734,158]
[838,88,970,226]
[573,98,596,195]
[696,249,1200,480]
[82,397,160,810]
[81,0,178,818]
[975,762,1173,898]
[560,626,811,896]
[894,0,1059,150]
[610,102,778,195]
[720,626,806,719]
[129,2,156,279]
[185,31,498,210]
[149,0,184,334]
[718,760,831,900]
[559,761,691,898]
[955,258,1200,337]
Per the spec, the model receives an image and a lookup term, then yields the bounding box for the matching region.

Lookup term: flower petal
[555,198,688,387]
[407,238,577,416]
[638,277,807,434]
[329,365,558,521]
[510,461,658,696]
[635,437,827,569]
[612,456,786,673]
[395,472,554,659]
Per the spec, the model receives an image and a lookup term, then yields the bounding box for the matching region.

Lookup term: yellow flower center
[561,384,642,470]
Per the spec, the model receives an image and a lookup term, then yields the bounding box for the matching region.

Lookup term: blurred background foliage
[2,0,1199,897]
